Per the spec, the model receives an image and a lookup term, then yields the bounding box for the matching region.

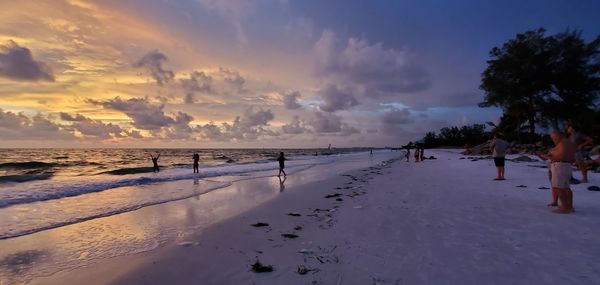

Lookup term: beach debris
[251,259,274,273]
[325,193,342,198]
[287,212,301,217]
[516,185,527,188]
[511,155,538,162]
[282,233,299,239]
[251,222,270,227]
[297,265,320,275]
[298,248,313,254]
[336,198,343,201]
[294,225,303,231]
[177,241,199,247]
[588,186,600,191]
[538,186,550,190]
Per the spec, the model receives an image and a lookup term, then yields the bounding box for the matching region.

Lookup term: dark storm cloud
[0,41,54,82]
[133,50,174,86]
[61,113,126,139]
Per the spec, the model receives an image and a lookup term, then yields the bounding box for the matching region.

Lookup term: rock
[251,222,269,227]
[511,155,538,162]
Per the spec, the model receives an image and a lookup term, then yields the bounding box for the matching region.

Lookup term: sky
[0,0,599,148]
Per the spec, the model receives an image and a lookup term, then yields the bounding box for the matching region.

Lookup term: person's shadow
[279,176,287,192]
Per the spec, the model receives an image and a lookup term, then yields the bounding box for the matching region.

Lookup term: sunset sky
[1,0,598,148]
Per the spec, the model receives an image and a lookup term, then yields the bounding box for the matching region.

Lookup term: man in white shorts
[546,131,576,214]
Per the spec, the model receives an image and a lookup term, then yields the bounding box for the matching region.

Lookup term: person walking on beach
[546,131,576,214]
[567,124,594,183]
[150,153,160,173]
[490,133,508,180]
[419,144,425,161]
[193,152,200,173]
[277,152,287,177]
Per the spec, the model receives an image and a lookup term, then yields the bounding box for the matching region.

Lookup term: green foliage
[480,28,599,140]
[422,124,489,148]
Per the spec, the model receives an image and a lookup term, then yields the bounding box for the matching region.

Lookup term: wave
[0,173,54,183]
[0,180,232,239]
[100,167,155,175]
[0,161,61,169]
[0,158,330,209]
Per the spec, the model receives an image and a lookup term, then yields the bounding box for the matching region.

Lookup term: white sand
[10,150,600,285]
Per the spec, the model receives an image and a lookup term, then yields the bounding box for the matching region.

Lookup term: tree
[479,28,599,140]
[480,28,553,136]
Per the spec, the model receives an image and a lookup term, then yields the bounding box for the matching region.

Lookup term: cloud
[89,97,176,130]
[314,30,431,97]
[164,111,195,139]
[282,91,302,109]
[381,108,413,133]
[133,50,174,86]
[61,113,127,139]
[180,71,213,104]
[281,115,308,134]
[0,41,54,81]
[219,67,245,92]
[308,111,359,135]
[197,0,254,44]
[0,109,72,140]
[197,107,278,141]
[318,84,359,112]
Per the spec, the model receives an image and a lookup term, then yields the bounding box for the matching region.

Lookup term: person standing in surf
[150,153,160,173]
[193,152,200,173]
[277,152,287,177]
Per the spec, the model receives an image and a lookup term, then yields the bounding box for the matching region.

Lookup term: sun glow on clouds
[9,1,590,147]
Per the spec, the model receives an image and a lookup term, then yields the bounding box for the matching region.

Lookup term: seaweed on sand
[251,259,274,273]
[251,222,270,227]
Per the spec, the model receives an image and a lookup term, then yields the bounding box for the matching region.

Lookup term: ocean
[0,148,372,239]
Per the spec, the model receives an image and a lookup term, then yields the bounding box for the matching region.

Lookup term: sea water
[0,148,370,239]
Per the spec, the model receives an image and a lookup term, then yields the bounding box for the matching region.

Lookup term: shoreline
[1,151,397,284]
[3,150,599,284]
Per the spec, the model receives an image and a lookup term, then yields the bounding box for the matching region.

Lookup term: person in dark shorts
[277,152,287,177]
[193,153,200,173]
[490,133,508,180]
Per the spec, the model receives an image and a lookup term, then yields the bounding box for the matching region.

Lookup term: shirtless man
[545,131,577,214]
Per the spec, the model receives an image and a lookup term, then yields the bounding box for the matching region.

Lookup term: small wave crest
[0,161,61,169]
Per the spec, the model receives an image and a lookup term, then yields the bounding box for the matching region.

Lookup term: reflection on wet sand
[0,154,393,284]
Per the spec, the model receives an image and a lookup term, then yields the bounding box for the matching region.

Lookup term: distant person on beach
[567,124,594,183]
[193,153,200,173]
[419,144,424,161]
[490,133,508,180]
[277,152,287,177]
[546,131,576,214]
[150,153,160,173]
[405,142,412,162]
[370,149,373,156]
[414,145,420,162]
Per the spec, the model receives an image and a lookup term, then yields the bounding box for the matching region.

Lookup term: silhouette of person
[370,149,373,156]
[150,153,160,172]
[193,153,200,173]
[277,152,287,177]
